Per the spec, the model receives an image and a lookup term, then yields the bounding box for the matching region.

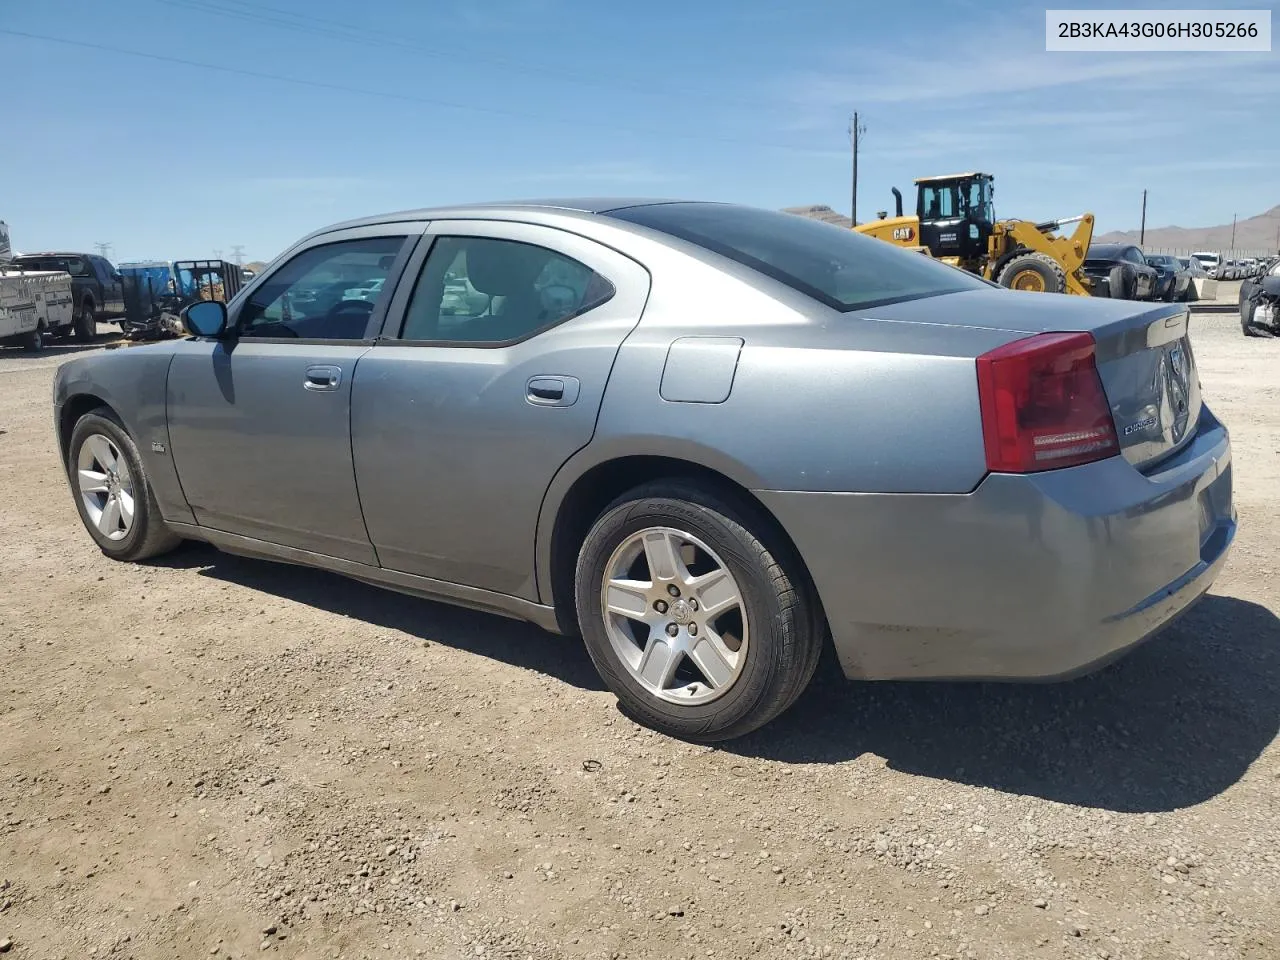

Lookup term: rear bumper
[757,405,1235,681]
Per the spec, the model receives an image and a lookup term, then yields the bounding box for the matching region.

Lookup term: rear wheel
[67,408,182,562]
[23,324,46,352]
[996,252,1066,294]
[74,300,96,341]
[1108,264,1134,300]
[574,481,823,741]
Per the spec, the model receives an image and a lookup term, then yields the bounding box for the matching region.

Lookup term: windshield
[606,202,990,312]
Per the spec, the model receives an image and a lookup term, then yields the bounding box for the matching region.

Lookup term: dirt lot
[1,315,1278,960]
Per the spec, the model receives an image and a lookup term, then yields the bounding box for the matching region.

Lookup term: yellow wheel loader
[855,173,1096,296]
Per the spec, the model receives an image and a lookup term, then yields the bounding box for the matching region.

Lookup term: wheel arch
[58,392,115,469]
[537,446,822,637]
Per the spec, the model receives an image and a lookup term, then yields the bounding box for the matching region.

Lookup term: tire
[574,480,824,742]
[1108,264,1134,300]
[1241,300,1266,337]
[995,252,1066,294]
[23,324,46,352]
[67,407,182,562]
[74,299,96,341]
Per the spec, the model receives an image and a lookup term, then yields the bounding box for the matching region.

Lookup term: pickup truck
[7,251,125,339]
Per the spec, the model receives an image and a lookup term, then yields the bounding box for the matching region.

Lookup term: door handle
[526,375,580,407]
[304,364,342,392]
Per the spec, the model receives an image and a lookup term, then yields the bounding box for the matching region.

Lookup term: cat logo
[892,226,915,242]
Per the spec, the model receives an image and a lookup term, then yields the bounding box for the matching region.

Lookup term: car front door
[165,227,419,563]
[92,257,126,315]
[351,220,650,599]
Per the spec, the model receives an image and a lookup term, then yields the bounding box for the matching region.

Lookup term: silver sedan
[53,200,1236,741]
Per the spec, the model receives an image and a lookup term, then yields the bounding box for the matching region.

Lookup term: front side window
[608,202,990,312]
[237,236,405,340]
[398,236,615,344]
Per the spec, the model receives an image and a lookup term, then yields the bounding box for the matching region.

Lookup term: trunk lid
[859,288,1202,471]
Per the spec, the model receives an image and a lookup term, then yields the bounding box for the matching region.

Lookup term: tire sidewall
[76,300,96,340]
[68,411,153,558]
[575,495,786,736]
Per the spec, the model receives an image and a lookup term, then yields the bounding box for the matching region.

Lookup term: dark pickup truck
[8,251,125,339]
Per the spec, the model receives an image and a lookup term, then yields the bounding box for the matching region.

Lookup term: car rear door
[166,226,420,563]
[351,219,650,600]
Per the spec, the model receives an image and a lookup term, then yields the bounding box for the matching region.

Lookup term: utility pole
[1139,190,1147,246]
[93,241,113,258]
[213,248,223,260]
[1230,213,1237,251]
[230,245,245,266]
[849,112,867,226]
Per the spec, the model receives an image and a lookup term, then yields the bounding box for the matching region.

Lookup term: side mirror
[180,300,228,338]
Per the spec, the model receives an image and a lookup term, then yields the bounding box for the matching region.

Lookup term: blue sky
[2,0,1277,262]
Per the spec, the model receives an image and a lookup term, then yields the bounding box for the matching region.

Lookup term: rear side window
[398,236,615,344]
[606,202,989,311]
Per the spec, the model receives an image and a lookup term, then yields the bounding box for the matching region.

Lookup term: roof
[13,250,94,258]
[303,197,687,241]
[913,172,990,184]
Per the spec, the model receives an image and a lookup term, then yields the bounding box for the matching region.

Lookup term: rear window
[13,255,89,276]
[604,202,990,311]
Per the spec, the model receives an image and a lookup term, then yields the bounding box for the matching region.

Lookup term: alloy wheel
[600,526,749,705]
[76,434,135,541]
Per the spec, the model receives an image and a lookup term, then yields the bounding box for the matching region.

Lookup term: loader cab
[915,173,995,267]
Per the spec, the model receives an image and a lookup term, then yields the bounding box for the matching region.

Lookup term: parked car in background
[8,251,125,339]
[1082,242,1159,299]
[1177,256,1208,277]
[50,199,1236,740]
[1192,251,1221,277]
[1240,255,1280,337]
[1144,253,1193,301]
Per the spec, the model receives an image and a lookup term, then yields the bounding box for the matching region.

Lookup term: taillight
[976,331,1118,473]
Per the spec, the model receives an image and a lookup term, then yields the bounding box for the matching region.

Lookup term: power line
[94,241,113,258]
[153,0,785,111]
[0,27,827,154]
[230,245,245,266]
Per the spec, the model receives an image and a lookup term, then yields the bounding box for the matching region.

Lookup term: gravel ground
[1,315,1277,960]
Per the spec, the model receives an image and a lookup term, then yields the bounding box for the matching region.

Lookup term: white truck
[0,221,77,351]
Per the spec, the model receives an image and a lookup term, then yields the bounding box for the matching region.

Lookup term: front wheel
[67,408,182,562]
[995,252,1067,294]
[23,324,46,352]
[574,481,823,741]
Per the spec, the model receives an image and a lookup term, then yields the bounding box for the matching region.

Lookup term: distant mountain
[1096,204,1280,254]
[783,205,853,228]
[244,261,268,274]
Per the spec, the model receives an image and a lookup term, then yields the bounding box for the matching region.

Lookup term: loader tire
[996,252,1066,294]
